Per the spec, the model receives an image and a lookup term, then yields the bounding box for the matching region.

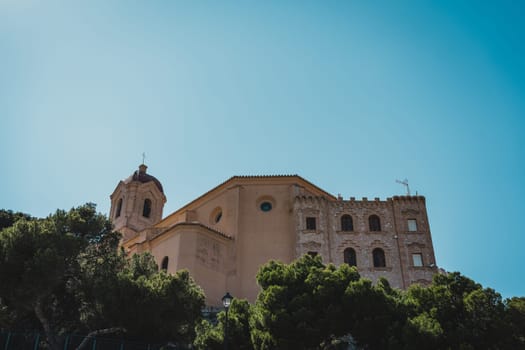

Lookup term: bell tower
[110,164,167,241]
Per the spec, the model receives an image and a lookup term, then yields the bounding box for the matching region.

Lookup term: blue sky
[1,1,524,298]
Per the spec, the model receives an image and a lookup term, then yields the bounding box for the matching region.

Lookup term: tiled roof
[124,169,164,193]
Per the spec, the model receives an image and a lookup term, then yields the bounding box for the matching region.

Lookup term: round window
[260,202,272,212]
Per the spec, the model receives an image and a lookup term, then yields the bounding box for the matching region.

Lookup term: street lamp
[222,292,233,350]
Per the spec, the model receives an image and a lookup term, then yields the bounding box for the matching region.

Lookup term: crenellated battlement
[293,190,435,290]
[295,194,427,209]
[390,195,426,203]
[294,195,330,207]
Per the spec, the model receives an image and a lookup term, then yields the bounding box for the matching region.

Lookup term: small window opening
[306,217,317,230]
[116,198,123,218]
[307,251,318,257]
[161,256,169,271]
[341,215,353,231]
[215,211,222,223]
[373,248,386,267]
[369,215,381,232]
[344,248,357,266]
[408,219,418,232]
[143,199,152,218]
[412,253,423,267]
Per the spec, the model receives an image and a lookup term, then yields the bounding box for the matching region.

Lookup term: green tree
[403,272,509,350]
[194,299,253,350]
[0,212,87,349]
[0,209,33,231]
[94,254,205,344]
[250,255,362,350]
[503,297,525,348]
[342,277,406,349]
[0,204,205,349]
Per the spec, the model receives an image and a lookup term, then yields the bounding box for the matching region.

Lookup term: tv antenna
[396,179,411,195]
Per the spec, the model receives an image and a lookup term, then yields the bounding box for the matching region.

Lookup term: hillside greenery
[1,205,523,349]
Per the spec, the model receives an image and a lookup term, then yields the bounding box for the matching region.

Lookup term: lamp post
[222,292,233,350]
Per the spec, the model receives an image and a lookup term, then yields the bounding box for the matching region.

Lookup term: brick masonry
[294,195,437,288]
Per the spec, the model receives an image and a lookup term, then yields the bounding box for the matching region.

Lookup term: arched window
[341,215,353,231]
[373,248,386,267]
[369,215,381,232]
[115,198,123,218]
[143,199,152,218]
[161,256,169,271]
[344,248,357,266]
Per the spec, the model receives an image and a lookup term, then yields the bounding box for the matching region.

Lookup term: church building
[110,164,438,306]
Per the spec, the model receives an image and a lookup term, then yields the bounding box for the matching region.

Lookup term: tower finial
[142,152,146,165]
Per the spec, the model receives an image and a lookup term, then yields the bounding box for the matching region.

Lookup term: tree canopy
[2,205,524,349]
[194,299,253,350]
[0,209,33,231]
[195,255,525,350]
[0,204,205,350]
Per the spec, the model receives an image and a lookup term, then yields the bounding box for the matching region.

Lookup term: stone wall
[294,195,437,289]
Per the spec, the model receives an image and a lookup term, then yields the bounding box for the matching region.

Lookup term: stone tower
[110,164,166,241]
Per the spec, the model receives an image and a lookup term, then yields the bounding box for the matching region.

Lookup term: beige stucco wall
[148,225,232,306]
[158,186,238,234]
[111,180,166,240]
[150,230,183,272]
[235,183,297,301]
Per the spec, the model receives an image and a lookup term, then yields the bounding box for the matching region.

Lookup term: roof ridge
[232,174,299,177]
[164,222,234,240]
[158,174,336,225]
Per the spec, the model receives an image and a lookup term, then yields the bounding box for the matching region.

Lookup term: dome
[124,164,164,193]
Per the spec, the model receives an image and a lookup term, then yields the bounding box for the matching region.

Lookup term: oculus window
[210,207,223,224]
[260,202,272,212]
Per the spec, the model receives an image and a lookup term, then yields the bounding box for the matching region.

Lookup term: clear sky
[1,1,524,298]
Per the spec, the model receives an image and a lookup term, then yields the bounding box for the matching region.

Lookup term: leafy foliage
[2,206,524,349]
[250,256,525,350]
[194,299,253,350]
[504,297,525,347]
[251,255,361,349]
[402,272,516,349]
[0,209,33,231]
[97,261,205,343]
[0,204,205,349]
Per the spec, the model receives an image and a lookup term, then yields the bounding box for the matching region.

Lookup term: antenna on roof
[142,152,146,165]
[396,178,411,195]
